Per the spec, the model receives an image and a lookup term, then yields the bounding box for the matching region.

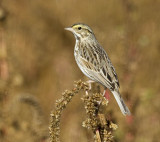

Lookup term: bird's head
[65,23,94,40]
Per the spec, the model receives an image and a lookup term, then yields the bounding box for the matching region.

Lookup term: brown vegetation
[0,0,160,142]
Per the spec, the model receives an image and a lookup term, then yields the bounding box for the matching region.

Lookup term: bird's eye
[78,27,81,30]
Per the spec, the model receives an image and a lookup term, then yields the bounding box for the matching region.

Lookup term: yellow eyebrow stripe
[72,25,86,29]
[72,25,79,28]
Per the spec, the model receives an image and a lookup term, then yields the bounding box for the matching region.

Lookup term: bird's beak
[64,27,74,33]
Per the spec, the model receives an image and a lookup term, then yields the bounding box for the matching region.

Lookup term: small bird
[65,23,131,116]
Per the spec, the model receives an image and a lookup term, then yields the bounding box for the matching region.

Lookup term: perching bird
[65,23,131,116]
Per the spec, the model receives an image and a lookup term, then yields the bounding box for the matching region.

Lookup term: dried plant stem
[82,88,117,142]
[49,80,117,142]
[96,130,101,142]
[49,80,89,142]
[3,94,48,141]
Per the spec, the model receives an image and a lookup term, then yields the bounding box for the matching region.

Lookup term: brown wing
[77,42,120,91]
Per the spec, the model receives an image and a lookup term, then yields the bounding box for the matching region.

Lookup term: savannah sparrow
[65,23,131,116]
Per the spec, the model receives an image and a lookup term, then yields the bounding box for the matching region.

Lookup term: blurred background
[0,0,160,142]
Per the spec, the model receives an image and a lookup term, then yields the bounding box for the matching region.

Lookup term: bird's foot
[86,80,96,90]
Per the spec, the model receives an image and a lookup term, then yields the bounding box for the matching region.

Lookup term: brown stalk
[49,80,117,142]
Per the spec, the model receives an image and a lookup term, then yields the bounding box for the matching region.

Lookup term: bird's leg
[86,80,96,90]
[103,89,110,101]
[85,80,95,95]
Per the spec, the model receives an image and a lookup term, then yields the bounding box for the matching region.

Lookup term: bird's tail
[112,91,131,116]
